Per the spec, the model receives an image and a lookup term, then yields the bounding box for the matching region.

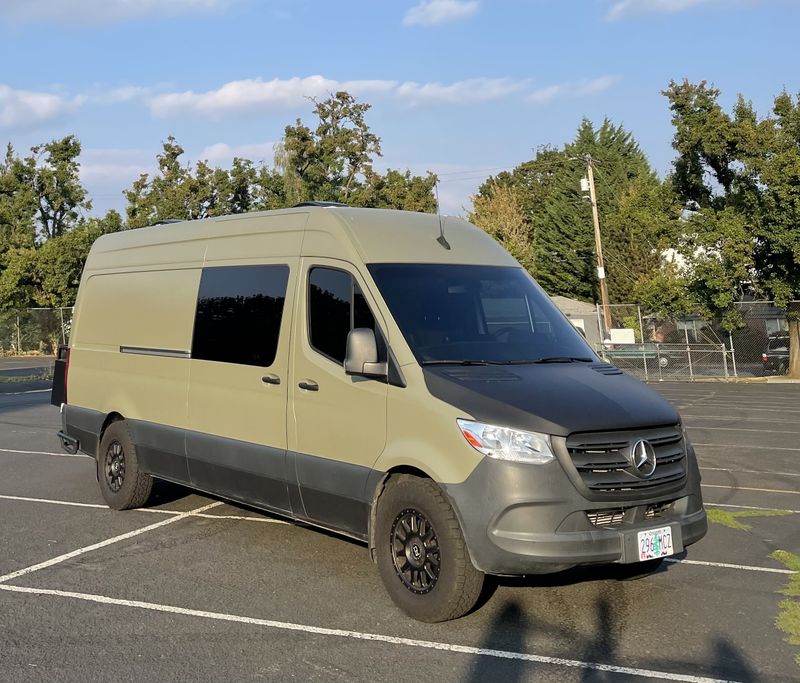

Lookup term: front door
[288,259,388,537]
[186,259,297,514]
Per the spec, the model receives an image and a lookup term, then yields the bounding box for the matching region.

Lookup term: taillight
[762,353,768,362]
[64,347,70,404]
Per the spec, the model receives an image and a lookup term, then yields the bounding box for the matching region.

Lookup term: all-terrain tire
[375,475,484,622]
[97,420,153,510]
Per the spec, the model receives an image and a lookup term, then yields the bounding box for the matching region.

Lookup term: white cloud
[0,84,80,129]
[527,75,621,104]
[149,76,399,118]
[0,0,233,23]
[607,0,725,20]
[199,142,277,165]
[149,75,530,118]
[396,78,528,106]
[403,0,479,26]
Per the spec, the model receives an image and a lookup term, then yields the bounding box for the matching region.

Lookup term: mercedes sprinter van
[53,204,707,622]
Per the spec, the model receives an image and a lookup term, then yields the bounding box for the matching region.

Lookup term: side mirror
[344,328,388,378]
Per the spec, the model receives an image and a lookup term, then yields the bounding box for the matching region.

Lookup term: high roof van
[53,205,707,622]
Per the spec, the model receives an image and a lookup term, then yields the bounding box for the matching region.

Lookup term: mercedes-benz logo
[628,439,657,478]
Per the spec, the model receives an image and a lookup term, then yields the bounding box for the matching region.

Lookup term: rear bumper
[445,444,707,576]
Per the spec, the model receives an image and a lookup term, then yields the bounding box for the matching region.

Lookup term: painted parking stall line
[0,501,223,585]
[701,484,800,495]
[0,446,89,458]
[700,466,800,478]
[664,558,795,576]
[0,584,739,683]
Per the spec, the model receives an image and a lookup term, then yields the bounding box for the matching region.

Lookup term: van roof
[89,206,518,269]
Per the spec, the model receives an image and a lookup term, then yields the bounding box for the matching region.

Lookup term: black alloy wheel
[104,440,126,493]
[390,508,441,594]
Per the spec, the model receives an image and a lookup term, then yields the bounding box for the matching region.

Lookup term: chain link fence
[553,298,797,381]
[0,308,73,356]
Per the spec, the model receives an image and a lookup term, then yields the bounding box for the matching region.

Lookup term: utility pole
[583,156,612,336]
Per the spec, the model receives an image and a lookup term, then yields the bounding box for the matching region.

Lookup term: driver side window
[308,267,379,364]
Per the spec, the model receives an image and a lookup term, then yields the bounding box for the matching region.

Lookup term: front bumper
[445,443,707,575]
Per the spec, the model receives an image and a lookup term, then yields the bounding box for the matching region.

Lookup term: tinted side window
[192,265,289,367]
[309,268,377,363]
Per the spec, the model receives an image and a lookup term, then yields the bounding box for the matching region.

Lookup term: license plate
[637,526,674,561]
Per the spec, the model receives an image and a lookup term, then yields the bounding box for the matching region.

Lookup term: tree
[283,91,382,203]
[473,120,674,303]
[0,144,37,258]
[350,169,437,213]
[469,181,534,270]
[23,136,91,240]
[663,80,800,376]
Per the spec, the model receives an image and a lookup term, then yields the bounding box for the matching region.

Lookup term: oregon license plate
[637,526,674,561]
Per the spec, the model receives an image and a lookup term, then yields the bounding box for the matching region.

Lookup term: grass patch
[706,506,792,531]
[772,551,800,666]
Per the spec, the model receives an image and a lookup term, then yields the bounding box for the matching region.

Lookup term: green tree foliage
[283,91,382,203]
[126,93,437,228]
[472,120,675,303]
[0,144,37,257]
[0,211,123,311]
[24,135,91,240]
[662,80,800,374]
[469,181,534,271]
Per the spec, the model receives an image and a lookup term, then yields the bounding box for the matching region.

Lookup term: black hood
[423,363,679,436]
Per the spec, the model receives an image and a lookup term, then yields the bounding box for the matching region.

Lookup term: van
[53,204,707,622]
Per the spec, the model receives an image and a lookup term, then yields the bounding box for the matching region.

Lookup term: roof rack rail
[153,219,185,225]
[292,201,348,208]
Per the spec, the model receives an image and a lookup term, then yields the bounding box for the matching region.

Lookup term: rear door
[288,259,388,537]
[186,259,297,514]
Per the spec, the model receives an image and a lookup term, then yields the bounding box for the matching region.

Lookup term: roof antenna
[434,180,451,250]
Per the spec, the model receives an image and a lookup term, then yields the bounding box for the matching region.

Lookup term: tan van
[53,203,707,622]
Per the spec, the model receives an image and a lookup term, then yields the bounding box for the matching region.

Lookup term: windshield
[368,264,596,364]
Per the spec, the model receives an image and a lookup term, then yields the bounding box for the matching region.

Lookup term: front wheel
[375,475,484,622]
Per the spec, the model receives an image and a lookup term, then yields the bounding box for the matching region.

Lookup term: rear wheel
[97,420,153,510]
[375,475,484,622]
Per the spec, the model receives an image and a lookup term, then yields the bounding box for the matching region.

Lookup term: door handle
[298,380,319,391]
[261,374,281,385]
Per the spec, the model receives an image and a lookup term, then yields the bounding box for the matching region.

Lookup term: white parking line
[0,389,50,396]
[694,442,800,452]
[682,415,800,424]
[0,446,88,458]
[688,425,800,435]
[0,494,108,509]
[0,493,290,525]
[0,584,738,683]
[700,466,800,478]
[706,502,800,514]
[664,558,795,575]
[701,484,800,495]
[0,501,222,585]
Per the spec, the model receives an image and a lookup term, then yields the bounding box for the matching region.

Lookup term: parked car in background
[762,336,789,375]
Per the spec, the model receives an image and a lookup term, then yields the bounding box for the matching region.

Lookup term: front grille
[645,501,674,519]
[567,425,686,493]
[587,509,626,527]
[586,500,676,527]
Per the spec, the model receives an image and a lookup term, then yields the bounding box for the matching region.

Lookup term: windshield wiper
[528,356,595,364]
[420,360,496,366]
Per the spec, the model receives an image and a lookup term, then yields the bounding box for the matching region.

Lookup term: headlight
[457,419,555,464]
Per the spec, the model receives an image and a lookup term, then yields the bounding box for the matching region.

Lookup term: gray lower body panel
[445,449,707,575]
[60,405,373,540]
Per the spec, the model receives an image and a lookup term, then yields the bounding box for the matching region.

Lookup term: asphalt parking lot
[1,377,799,682]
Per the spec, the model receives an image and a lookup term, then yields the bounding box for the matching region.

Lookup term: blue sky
[0,0,797,216]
